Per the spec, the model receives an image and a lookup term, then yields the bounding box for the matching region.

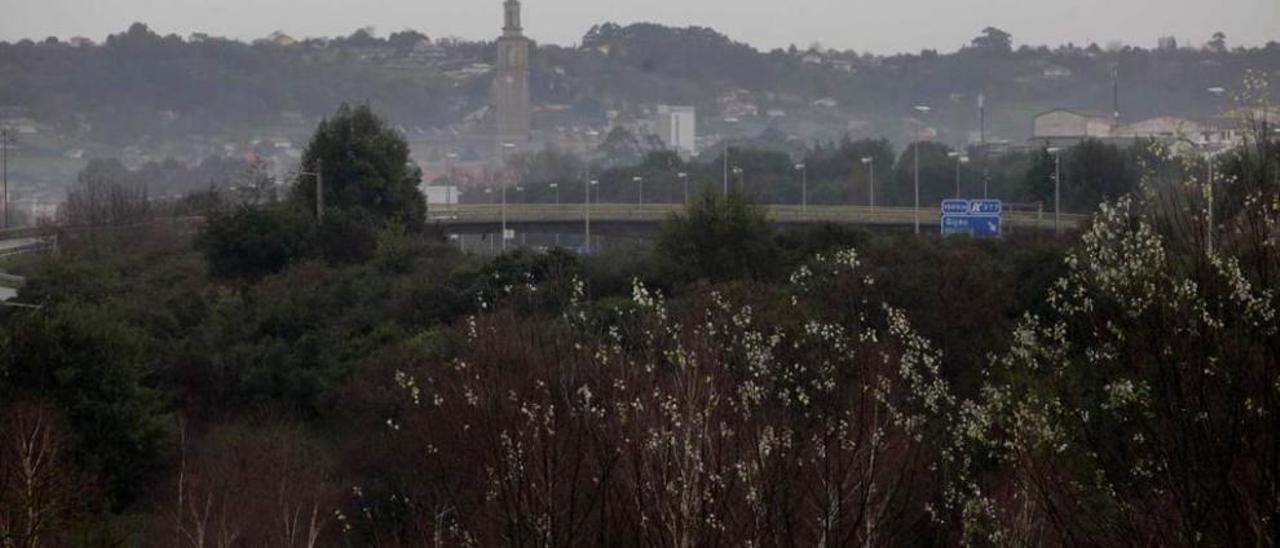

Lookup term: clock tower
[494,0,531,151]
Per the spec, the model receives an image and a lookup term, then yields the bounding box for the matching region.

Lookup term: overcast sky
[2,0,1277,54]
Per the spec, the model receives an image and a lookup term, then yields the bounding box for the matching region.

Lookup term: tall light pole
[1205,148,1217,255]
[501,142,515,250]
[1047,147,1063,236]
[861,156,875,215]
[1,127,10,229]
[794,163,807,213]
[722,117,739,197]
[947,152,969,198]
[585,179,598,253]
[633,176,644,208]
[913,105,931,234]
[550,182,560,247]
[947,152,961,198]
[445,152,458,217]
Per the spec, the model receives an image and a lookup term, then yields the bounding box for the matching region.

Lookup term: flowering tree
[950,109,1280,544]
[343,247,958,546]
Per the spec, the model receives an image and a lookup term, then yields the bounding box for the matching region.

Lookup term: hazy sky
[2,0,1277,54]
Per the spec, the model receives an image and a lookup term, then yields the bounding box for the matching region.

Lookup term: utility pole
[299,160,324,221]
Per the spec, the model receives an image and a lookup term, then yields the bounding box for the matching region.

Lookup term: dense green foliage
[196,205,315,280]
[196,105,428,281]
[655,191,781,283]
[0,301,171,507]
[290,104,427,230]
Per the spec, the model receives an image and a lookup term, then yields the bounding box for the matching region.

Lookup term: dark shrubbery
[655,191,781,283]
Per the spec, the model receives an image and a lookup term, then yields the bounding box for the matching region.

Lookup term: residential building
[1032,109,1117,146]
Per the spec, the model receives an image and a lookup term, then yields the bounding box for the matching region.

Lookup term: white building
[1032,109,1116,146]
[655,105,697,156]
[421,185,460,206]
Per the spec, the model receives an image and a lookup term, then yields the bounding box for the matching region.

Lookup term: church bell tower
[494,0,531,151]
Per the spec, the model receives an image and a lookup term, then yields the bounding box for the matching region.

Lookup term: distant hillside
[0,22,1277,192]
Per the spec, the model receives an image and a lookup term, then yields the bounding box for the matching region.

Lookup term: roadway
[0,237,53,258]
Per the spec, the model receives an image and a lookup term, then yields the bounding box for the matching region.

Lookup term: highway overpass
[428,203,1085,236]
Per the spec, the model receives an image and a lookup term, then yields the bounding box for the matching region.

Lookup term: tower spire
[504,0,522,37]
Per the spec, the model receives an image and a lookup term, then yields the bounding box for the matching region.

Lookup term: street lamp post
[1204,86,1228,255]
[722,117,739,197]
[484,188,495,252]
[861,156,875,215]
[947,152,970,198]
[1,127,11,229]
[677,172,689,205]
[1205,151,1216,255]
[445,152,458,217]
[1047,147,1063,236]
[585,179,598,253]
[550,183,560,247]
[913,105,931,234]
[794,163,807,213]
[501,142,516,250]
[633,176,644,209]
[947,152,961,198]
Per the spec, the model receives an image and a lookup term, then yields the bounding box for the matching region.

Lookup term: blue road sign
[942,200,970,215]
[941,214,1001,237]
[941,199,1003,238]
[968,199,1003,215]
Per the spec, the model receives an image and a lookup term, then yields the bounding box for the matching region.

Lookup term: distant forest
[1,22,1278,148]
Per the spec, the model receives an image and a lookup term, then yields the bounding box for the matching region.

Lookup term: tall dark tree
[291,103,426,229]
[971,27,1013,54]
